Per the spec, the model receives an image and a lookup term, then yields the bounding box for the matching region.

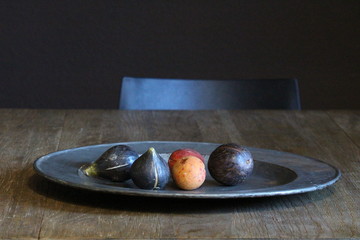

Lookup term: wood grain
[327,110,360,148]
[0,109,65,239]
[0,109,359,239]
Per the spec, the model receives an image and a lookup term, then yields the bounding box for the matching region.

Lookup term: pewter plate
[33,141,341,198]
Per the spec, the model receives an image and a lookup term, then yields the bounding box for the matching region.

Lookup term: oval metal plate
[33,141,341,198]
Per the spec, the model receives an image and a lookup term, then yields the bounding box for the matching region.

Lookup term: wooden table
[1,109,359,239]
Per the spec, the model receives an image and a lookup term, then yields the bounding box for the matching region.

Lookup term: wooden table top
[1,109,359,239]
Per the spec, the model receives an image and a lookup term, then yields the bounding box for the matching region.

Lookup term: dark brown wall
[1,1,359,109]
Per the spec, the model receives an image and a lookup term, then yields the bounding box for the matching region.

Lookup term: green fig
[82,145,139,182]
[130,147,170,190]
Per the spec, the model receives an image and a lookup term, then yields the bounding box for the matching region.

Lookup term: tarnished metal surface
[33,141,341,199]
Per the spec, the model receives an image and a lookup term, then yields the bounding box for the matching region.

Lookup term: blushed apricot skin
[168,148,205,170]
[171,156,206,190]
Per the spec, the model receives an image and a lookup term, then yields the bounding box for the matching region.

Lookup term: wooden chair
[119,77,301,110]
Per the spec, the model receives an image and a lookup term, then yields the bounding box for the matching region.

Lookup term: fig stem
[83,164,97,177]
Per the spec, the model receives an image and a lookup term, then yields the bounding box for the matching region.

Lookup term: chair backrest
[119,77,301,110]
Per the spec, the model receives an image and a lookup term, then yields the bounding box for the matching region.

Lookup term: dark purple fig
[82,145,139,182]
[130,147,170,190]
[208,143,253,186]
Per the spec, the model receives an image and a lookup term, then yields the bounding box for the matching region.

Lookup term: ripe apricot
[168,148,204,170]
[171,156,206,190]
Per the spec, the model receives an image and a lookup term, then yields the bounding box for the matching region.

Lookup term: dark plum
[208,143,253,186]
[130,147,170,190]
[82,145,139,182]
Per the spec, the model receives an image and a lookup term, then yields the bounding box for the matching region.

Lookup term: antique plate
[33,141,341,198]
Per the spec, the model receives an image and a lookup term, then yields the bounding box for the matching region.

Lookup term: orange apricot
[168,148,204,170]
[171,156,206,190]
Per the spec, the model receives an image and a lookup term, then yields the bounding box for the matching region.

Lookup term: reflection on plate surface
[34,141,341,198]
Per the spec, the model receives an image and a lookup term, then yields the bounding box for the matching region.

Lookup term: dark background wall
[1,0,359,109]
